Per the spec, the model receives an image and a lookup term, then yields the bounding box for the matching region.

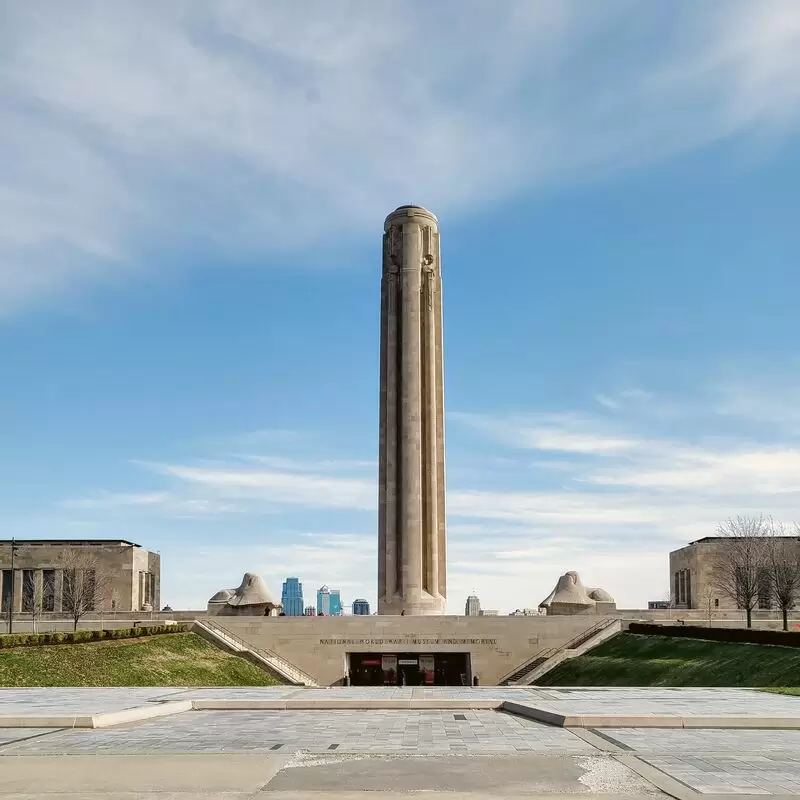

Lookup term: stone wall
[212,614,610,686]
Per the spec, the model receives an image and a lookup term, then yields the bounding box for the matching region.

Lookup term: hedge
[0,624,191,649]
[628,622,800,648]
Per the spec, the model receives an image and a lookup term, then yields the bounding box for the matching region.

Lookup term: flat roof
[688,535,800,544]
[0,539,141,547]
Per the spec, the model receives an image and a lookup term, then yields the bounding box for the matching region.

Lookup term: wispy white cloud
[450,411,644,455]
[61,490,243,517]
[2,1,800,312]
[594,394,620,411]
[139,460,376,511]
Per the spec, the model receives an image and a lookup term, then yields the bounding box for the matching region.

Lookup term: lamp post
[8,537,19,634]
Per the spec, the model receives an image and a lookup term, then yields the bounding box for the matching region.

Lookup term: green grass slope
[0,632,283,687]
[537,633,800,687]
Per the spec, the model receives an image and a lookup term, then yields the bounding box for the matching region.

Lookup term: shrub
[0,622,190,649]
[629,622,800,647]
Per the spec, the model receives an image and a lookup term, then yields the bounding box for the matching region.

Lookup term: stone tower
[378,205,447,615]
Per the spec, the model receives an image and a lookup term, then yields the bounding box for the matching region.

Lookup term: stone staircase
[501,618,621,685]
[194,619,318,686]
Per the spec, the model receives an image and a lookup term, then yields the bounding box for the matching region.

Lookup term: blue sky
[2,1,800,612]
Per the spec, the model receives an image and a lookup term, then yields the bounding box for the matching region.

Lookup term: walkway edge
[0,700,193,729]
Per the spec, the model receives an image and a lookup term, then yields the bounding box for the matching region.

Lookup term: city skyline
[3,3,800,614]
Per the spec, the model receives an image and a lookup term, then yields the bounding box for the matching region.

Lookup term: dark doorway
[349,653,470,686]
[349,655,383,686]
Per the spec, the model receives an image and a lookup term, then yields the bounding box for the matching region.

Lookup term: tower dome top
[384,205,438,229]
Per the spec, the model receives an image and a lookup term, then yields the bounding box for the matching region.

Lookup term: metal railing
[198,619,318,686]
[558,617,617,653]
[500,617,618,685]
[500,650,555,685]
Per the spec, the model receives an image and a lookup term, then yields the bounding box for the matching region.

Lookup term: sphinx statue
[207,572,280,616]
[538,571,615,615]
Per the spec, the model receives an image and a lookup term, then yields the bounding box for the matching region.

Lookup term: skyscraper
[330,589,342,616]
[378,205,447,616]
[316,585,342,616]
[465,594,481,616]
[280,577,304,616]
[352,598,370,615]
[316,585,330,615]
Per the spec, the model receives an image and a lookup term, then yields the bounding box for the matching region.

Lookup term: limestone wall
[214,614,608,686]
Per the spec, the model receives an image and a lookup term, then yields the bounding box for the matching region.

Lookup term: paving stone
[1,710,594,755]
[0,688,186,715]
[529,687,800,719]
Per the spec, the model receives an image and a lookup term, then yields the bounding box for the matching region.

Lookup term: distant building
[670,536,800,611]
[280,577,304,616]
[648,600,670,610]
[304,605,316,616]
[0,539,159,614]
[317,585,343,616]
[480,609,498,616]
[465,594,481,616]
[509,608,542,616]
[352,598,370,616]
[317,585,330,615]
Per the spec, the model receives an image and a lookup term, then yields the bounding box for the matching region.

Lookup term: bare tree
[58,549,111,631]
[699,586,717,628]
[710,515,770,629]
[110,587,120,619]
[29,577,44,634]
[765,519,800,632]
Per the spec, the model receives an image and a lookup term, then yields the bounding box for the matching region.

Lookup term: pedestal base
[378,591,446,616]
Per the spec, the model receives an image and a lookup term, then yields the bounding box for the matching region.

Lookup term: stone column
[378,206,447,615]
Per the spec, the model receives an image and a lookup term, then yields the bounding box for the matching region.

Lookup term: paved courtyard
[1,687,800,798]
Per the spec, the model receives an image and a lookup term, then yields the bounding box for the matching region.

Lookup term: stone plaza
[2,686,800,798]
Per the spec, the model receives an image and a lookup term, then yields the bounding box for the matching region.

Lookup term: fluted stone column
[378,205,446,615]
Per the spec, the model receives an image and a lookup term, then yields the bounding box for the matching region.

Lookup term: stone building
[669,536,800,610]
[0,539,160,614]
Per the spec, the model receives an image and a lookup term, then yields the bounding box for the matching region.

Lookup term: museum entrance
[348,653,471,686]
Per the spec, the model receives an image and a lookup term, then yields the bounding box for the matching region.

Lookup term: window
[139,571,146,606]
[758,569,772,610]
[62,568,75,609]
[21,570,35,612]
[0,570,12,613]
[685,569,692,608]
[85,569,96,611]
[139,571,156,607]
[42,570,55,612]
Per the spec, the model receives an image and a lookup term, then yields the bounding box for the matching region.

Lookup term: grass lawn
[0,632,283,687]
[537,633,800,688]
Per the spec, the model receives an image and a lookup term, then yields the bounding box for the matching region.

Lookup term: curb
[501,701,800,729]
[0,699,193,729]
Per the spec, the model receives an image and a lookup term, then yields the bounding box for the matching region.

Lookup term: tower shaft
[378,206,446,615]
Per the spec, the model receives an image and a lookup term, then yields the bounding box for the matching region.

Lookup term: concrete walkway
[1,687,799,798]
